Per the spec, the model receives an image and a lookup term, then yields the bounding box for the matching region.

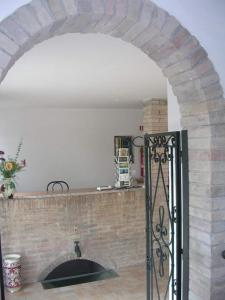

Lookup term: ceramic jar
[1,178,16,199]
[3,254,22,293]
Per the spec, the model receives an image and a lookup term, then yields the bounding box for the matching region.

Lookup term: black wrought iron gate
[144,131,189,300]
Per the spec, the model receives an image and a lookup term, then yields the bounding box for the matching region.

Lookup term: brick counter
[0,187,145,283]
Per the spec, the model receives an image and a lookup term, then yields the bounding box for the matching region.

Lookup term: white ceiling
[0,33,166,108]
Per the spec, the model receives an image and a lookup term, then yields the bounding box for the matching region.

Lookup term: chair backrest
[46,181,69,192]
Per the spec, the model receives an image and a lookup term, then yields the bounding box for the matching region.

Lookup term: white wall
[0,33,166,109]
[0,108,143,192]
[167,81,181,131]
[0,0,30,21]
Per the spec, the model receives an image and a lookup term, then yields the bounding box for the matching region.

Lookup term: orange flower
[5,162,13,171]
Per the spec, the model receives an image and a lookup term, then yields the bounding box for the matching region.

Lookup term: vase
[1,178,16,199]
[3,254,22,293]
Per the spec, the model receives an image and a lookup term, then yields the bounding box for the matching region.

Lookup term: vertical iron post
[170,140,175,300]
[181,130,189,300]
[175,132,182,299]
[144,135,152,300]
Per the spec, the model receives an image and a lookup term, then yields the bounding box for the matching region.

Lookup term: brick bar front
[0,188,145,283]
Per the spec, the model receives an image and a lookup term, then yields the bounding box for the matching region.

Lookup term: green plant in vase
[0,142,26,199]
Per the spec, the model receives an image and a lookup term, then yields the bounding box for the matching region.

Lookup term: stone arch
[0,1,224,299]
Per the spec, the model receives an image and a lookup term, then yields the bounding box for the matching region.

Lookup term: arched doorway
[0,1,224,299]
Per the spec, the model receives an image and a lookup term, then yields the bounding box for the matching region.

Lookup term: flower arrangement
[0,141,26,199]
[0,159,25,179]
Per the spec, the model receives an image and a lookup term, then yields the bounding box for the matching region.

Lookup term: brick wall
[143,99,168,134]
[0,189,145,283]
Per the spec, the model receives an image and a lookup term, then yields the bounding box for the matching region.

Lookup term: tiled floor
[5,264,168,300]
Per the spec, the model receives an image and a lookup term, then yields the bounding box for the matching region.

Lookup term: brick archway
[0,1,224,299]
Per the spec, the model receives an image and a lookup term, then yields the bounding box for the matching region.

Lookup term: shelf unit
[115,148,132,187]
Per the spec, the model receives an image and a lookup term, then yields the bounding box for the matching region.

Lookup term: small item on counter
[96,186,113,191]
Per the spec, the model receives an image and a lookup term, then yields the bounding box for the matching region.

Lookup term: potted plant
[0,142,26,199]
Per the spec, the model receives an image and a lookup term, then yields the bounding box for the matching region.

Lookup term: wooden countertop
[0,186,144,200]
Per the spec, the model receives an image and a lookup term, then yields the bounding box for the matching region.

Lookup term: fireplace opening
[41,259,118,289]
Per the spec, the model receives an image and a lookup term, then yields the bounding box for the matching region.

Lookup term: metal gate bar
[175,131,182,300]
[145,137,152,300]
[181,131,189,300]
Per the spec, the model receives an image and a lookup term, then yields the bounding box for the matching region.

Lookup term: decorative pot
[3,254,22,293]
[1,178,15,199]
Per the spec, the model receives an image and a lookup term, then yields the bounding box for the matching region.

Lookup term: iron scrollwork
[155,206,168,238]
[148,135,175,164]
[156,246,168,278]
[146,133,177,300]
[155,206,169,278]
